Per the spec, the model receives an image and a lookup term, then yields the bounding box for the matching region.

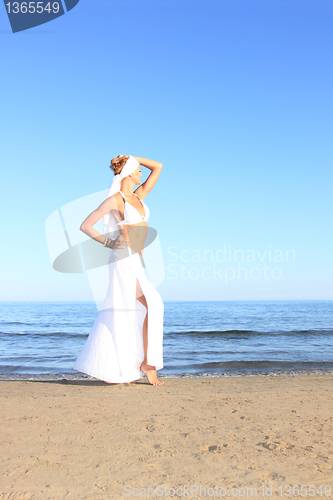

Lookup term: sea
[0,300,332,381]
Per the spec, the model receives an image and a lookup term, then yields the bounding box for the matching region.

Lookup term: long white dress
[73,193,164,383]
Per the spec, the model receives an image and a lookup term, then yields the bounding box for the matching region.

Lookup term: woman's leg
[136,278,164,386]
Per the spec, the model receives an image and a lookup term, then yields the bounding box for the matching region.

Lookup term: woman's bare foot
[140,361,164,386]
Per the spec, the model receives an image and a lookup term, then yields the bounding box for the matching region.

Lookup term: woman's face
[132,166,142,185]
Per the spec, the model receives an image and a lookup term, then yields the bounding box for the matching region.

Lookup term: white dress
[73,192,164,383]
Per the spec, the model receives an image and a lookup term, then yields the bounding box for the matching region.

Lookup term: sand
[1,374,332,499]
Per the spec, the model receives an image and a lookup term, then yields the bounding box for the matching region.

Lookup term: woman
[73,155,164,386]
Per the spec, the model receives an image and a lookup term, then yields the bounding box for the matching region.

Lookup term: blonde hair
[110,155,130,176]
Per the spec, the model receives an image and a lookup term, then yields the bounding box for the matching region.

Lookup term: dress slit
[134,272,163,368]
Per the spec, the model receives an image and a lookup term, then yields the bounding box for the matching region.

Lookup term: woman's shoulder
[102,192,124,214]
[107,192,124,204]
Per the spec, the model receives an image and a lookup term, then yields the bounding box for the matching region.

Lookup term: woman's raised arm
[133,156,163,170]
[133,156,163,199]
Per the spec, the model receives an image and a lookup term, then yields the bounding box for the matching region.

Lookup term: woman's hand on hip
[113,235,130,249]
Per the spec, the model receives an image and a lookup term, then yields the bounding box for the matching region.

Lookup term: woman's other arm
[79,194,123,245]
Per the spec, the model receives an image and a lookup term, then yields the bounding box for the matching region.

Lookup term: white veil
[102,155,140,239]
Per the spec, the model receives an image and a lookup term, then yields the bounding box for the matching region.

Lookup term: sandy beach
[1,374,332,499]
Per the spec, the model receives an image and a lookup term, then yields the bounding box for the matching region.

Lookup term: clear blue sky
[1,0,332,301]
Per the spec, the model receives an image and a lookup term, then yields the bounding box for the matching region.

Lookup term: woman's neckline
[119,190,146,219]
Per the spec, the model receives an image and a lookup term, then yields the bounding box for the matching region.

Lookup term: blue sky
[0,0,332,301]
